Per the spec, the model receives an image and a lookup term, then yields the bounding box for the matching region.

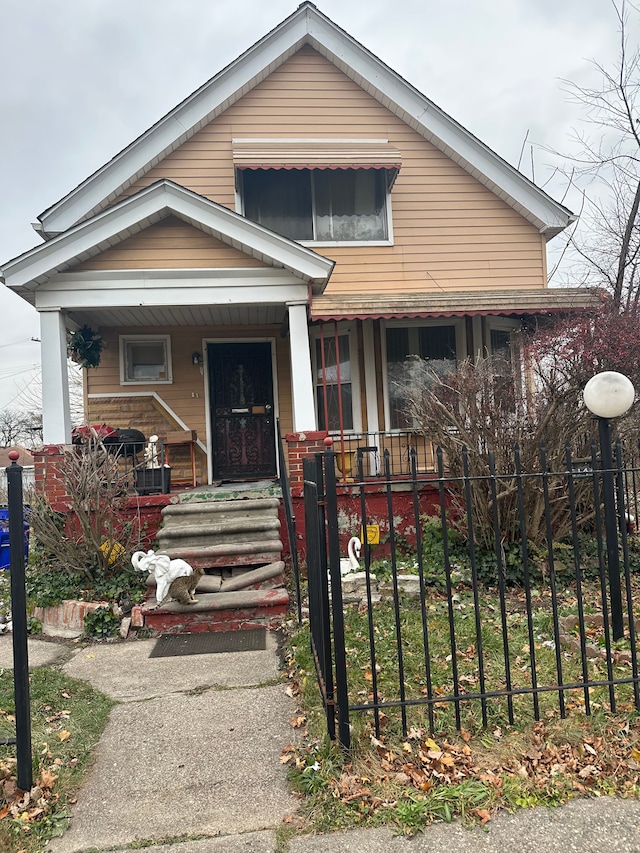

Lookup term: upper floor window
[241,168,389,243]
[120,335,172,384]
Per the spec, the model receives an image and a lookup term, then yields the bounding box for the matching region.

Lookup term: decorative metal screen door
[208,342,276,480]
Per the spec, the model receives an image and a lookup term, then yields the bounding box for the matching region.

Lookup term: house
[0,446,35,493]
[1,3,597,496]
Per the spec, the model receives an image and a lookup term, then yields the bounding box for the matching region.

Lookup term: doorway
[208,342,276,480]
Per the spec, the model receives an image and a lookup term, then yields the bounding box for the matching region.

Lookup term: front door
[208,342,276,480]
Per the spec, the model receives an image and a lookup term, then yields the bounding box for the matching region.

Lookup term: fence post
[324,449,351,750]
[303,454,335,740]
[598,418,625,640]
[7,451,32,792]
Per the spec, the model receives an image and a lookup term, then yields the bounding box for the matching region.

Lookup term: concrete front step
[139,588,289,634]
[157,494,284,569]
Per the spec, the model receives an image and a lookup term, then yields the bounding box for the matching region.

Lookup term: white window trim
[236,169,394,247]
[119,334,173,385]
[381,318,466,432]
[310,322,363,434]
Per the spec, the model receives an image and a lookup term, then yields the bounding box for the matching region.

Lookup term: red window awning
[232,140,401,183]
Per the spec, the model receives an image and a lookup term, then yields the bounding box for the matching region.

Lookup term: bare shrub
[30,433,144,581]
[400,354,598,549]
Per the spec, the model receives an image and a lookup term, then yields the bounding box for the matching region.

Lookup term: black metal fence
[304,442,640,749]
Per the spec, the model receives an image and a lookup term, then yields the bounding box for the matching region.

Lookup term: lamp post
[583,371,635,641]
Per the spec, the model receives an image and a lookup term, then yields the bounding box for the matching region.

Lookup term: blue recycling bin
[0,508,30,570]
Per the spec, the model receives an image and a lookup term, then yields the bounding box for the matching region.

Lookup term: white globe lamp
[583,371,635,419]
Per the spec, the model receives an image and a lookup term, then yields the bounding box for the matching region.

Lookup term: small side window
[120,335,172,384]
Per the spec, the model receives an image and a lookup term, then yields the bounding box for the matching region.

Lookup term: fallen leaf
[58,731,71,742]
[578,764,599,778]
[473,808,492,825]
[40,770,57,789]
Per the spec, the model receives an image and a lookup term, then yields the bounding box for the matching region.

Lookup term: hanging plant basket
[67,325,104,369]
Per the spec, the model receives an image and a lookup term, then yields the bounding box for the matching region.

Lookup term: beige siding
[81,46,549,477]
[86,326,293,473]
[118,46,546,292]
[74,216,267,271]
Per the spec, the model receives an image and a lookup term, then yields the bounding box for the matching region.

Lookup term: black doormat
[149,629,267,658]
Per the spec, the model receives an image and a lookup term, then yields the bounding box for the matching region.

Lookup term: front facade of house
[1,4,597,490]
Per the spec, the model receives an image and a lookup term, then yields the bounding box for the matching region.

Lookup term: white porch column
[287,301,317,432]
[39,309,72,444]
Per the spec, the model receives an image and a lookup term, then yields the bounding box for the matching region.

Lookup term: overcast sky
[0,0,627,412]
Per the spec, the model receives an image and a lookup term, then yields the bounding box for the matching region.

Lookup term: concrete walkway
[0,635,639,852]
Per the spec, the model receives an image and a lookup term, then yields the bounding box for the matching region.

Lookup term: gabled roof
[36,2,573,239]
[2,180,334,297]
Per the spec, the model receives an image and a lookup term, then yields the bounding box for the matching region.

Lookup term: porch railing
[74,438,171,496]
[328,430,438,480]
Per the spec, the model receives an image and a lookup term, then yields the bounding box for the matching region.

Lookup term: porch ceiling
[67,303,288,329]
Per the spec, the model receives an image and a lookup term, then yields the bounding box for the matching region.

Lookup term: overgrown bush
[399,354,598,549]
[398,305,640,551]
[29,432,147,605]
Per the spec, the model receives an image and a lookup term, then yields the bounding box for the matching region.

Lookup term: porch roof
[2,180,334,297]
[309,287,605,321]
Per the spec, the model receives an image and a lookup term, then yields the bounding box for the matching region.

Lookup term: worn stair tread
[156,518,281,538]
[143,588,289,613]
[162,498,281,516]
[159,540,283,557]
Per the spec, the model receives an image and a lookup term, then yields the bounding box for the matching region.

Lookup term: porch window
[489,323,521,400]
[385,325,458,429]
[120,335,172,384]
[241,168,389,243]
[313,324,361,433]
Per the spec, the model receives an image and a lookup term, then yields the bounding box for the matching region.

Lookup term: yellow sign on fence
[360,524,380,545]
